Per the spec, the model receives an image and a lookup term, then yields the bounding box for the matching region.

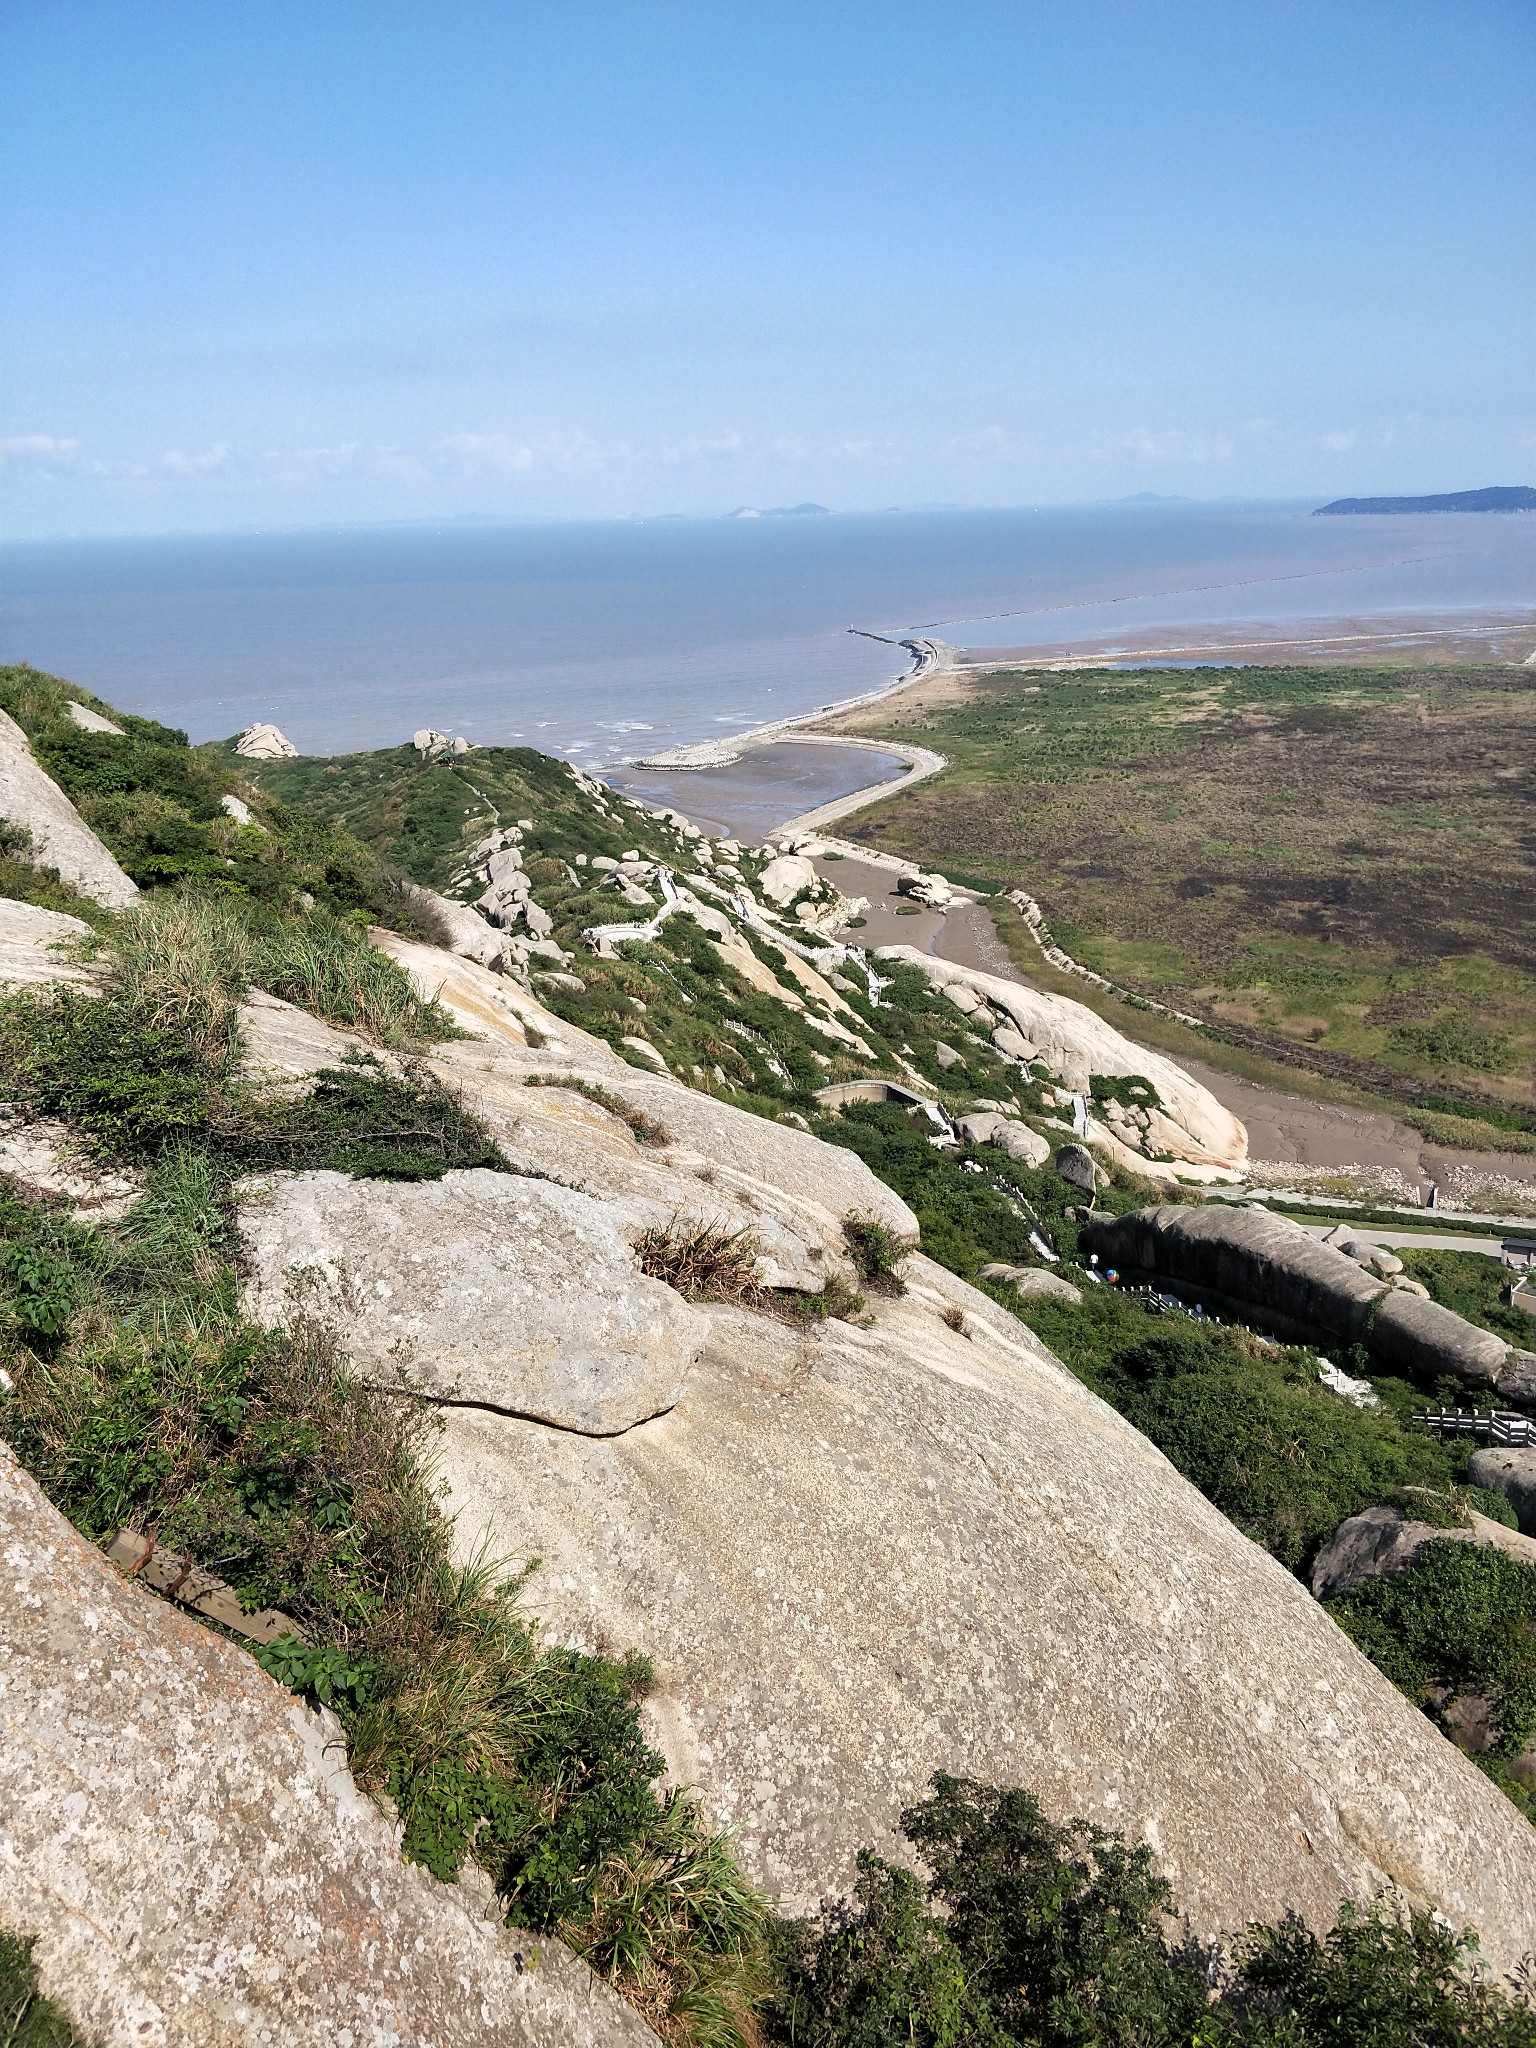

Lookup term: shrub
[2,1290,767,2045]
[1327,1543,1536,1786]
[635,1222,767,1306]
[0,1929,94,2047]
[766,1774,1536,2048]
[842,1212,908,1294]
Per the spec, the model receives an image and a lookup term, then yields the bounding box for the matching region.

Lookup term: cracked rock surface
[238,1167,709,1433]
[434,1258,1536,1974]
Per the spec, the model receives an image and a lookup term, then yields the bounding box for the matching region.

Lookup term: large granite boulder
[1470,1447,1536,1535]
[0,1441,656,2047]
[1083,1204,1388,1342]
[1311,1504,1536,1600]
[0,715,137,908]
[1081,1205,1523,1397]
[237,1168,710,1434]
[433,1257,1536,1976]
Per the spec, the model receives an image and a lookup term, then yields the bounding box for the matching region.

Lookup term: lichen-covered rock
[0,898,98,990]
[0,714,137,908]
[0,1441,657,2047]
[237,1168,709,1434]
[435,1257,1536,1975]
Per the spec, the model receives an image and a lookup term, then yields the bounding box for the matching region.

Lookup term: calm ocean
[1,503,1530,764]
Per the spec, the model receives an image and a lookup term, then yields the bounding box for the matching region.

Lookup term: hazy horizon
[3,3,1531,542]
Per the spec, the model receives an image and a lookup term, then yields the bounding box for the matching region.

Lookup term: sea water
[1,502,1530,763]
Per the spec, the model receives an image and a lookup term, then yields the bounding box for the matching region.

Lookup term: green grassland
[830,663,1535,1120]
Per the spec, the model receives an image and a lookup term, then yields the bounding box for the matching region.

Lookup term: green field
[831,663,1535,1119]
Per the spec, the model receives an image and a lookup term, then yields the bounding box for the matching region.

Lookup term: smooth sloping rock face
[374,934,920,1268]
[875,945,1247,1169]
[0,1442,657,2048]
[0,898,97,990]
[237,1167,708,1433]
[237,985,377,1079]
[0,711,138,908]
[434,1256,1536,1975]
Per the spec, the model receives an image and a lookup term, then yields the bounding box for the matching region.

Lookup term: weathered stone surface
[758,854,817,907]
[933,1040,961,1069]
[1083,1205,1390,1345]
[236,986,376,1080]
[0,712,138,908]
[435,1258,1536,1974]
[992,1024,1036,1061]
[0,1441,657,2047]
[64,700,124,735]
[1055,1142,1098,1193]
[233,721,297,760]
[992,1120,1051,1168]
[957,1109,1004,1145]
[979,1263,1083,1304]
[237,1168,708,1434]
[0,1111,138,1221]
[1470,1448,1536,1535]
[1310,1504,1536,1601]
[875,947,1247,1170]
[1372,1289,1510,1388]
[0,898,97,990]
[374,934,919,1266]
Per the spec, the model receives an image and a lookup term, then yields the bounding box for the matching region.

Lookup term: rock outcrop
[239,1167,710,1433]
[433,1261,1536,1974]
[875,946,1247,1178]
[1471,1447,1536,1536]
[1082,1204,1529,1399]
[0,1441,657,2048]
[0,898,97,990]
[1311,1502,1536,1601]
[6,876,1536,1983]
[233,721,297,760]
[0,710,138,907]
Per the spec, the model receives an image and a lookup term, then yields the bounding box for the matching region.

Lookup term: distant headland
[1315,485,1536,515]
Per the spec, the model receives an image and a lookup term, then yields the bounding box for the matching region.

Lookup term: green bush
[0,1930,94,2047]
[1396,1249,1536,1347]
[767,1775,1536,2048]
[1328,1543,1536,1786]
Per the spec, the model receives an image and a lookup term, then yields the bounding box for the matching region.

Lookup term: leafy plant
[841,1212,908,1294]
[0,1930,95,2047]
[767,1775,1536,2047]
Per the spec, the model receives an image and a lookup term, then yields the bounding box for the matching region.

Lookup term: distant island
[1315,485,1536,515]
[724,502,829,519]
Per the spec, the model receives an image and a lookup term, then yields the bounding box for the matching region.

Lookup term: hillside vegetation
[3,670,1536,2039]
[827,662,1535,1118]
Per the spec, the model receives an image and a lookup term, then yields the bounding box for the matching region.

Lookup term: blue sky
[2,1,1531,536]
